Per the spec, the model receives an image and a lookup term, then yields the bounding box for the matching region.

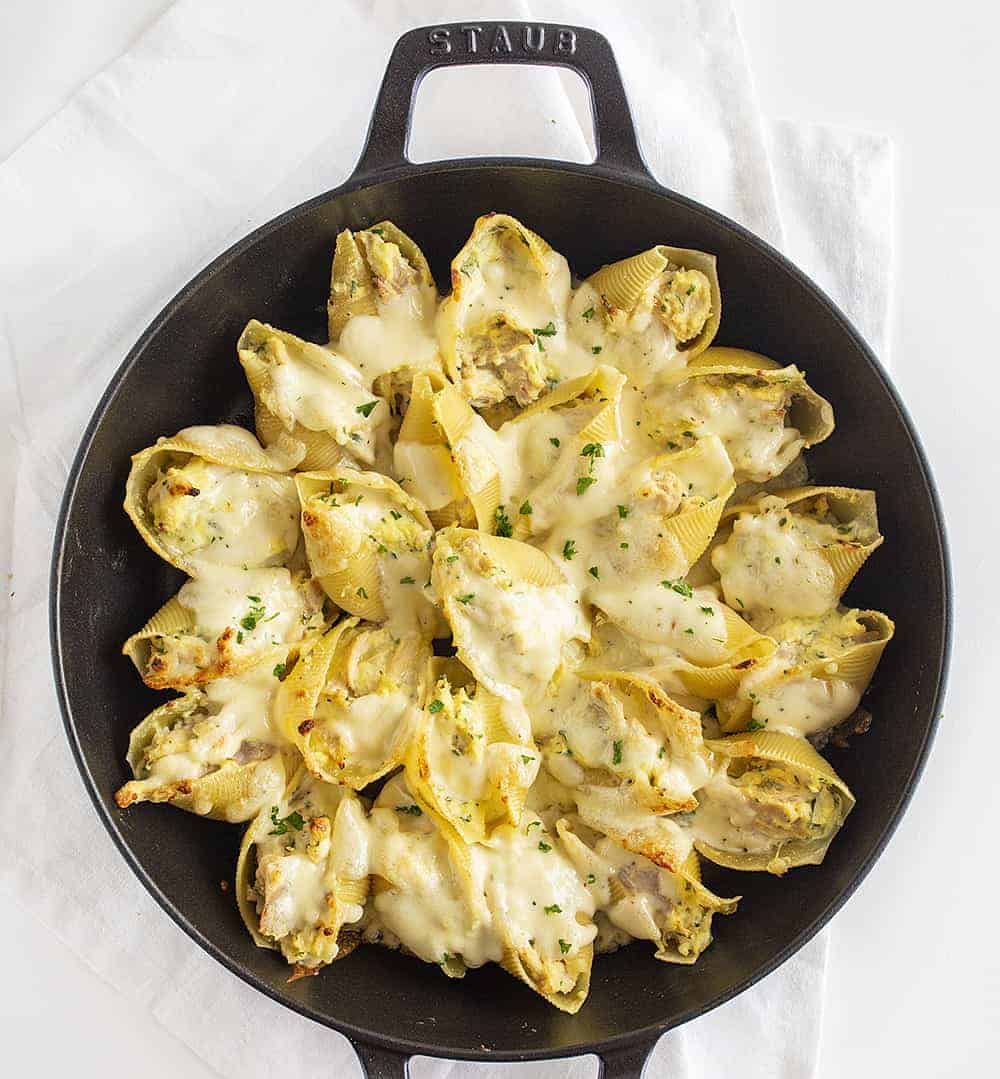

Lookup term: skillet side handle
[351,1040,411,1078]
[598,1034,662,1078]
[351,21,650,181]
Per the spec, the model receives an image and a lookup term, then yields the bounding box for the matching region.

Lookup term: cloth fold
[0,2,893,1076]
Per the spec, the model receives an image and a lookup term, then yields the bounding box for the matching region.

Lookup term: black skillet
[50,21,951,1078]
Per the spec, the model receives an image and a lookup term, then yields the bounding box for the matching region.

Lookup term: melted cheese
[712,508,837,627]
[338,288,440,387]
[147,459,299,569]
[643,374,803,482]
[433,533,589,701]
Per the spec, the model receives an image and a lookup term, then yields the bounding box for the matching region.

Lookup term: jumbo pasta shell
[497,940,593,1015]
[394,372,502,529]
[236,766,370,966]
[123,425,300,575]
[405,672,535,845]
[587,244,721,357]
[328,221,435,340]
[295,468,434,623]
[276,618,427,789]
[722,485,883,598]
[695,731,854,873]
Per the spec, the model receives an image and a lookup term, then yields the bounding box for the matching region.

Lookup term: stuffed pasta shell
[275,617,430,789]
[711,486,884,630]
[122,566,325,690]
[691,730,855,875]
[557,818,737,964]
[295,468,439,635]
[717,607,894,736]
[570,244,720,386]
[238,320,389,470]
[125,425,302,574]
[115,654,299,821]
[406,661,538,844]
[364,774,498,979]
[431,527,589,702]
[236,768,369,974]
[640,348,834,483]
[392,370,502,530]
[437,214,574,408]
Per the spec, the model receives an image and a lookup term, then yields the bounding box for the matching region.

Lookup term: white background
[1,1,997,1076]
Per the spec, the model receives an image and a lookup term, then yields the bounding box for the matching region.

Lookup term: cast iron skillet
[50,21,951,1078]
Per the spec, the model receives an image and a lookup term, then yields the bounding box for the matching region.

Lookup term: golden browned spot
[115,788,137,808]
[298,718,315,734]
[287,964,319,984]
[303,511,318,527]
[176,780,193,795]
[219,880,229,892]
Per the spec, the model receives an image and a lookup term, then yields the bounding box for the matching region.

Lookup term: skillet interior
[53,162,949,1059]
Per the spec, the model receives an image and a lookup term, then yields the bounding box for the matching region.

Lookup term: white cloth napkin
[0,1,893,1076]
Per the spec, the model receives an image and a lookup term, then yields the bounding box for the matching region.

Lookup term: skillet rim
[49,156,952,1064]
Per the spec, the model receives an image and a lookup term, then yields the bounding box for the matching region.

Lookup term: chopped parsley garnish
[580,442,605,463]
[521,755,535,764]
[562,538,577,560]
[617,504,629,519]
[549,437,561,448]
[441,952,458,965]
[581,307,595,320]
[240,601,267,632]
[658,746,667,759]
[494,505,513,537]
[428,699,444,713]
[576,475,597,495]
[395,804,423,816]
[775,556,782,564]
[747,719,768,732]
[538,841,552,853]
[519,500,532,515]
[446,554,459,563]
[272,663,287,680]
[399,576,415,584]
[736,597,745,608]
[559,939,571,954]
[661,578,693,598]
[390,509,402,520]
[527,820,541,831]
[684,627,694,635]
[588,565,600,579]
[533,321,557,337]
[620,541,629,549]
[544,904,562,914]
[236,630,244,644]
[355,400,379,418]
[370,226,385,235]
[268,806,304,836]
[585,873,596,885]
[612,740,623,765]
[457,593,475,604]
[700,606,714,615]
[356,586,368,599]
[592,345,602,354]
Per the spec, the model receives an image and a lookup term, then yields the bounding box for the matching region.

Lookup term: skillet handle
[351,1040,411,1078]
[597,1034,661,1078]
[351,21,650,180]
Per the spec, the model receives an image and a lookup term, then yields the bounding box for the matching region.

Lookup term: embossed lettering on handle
[426,24,577,56]
[350,21,649,181]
